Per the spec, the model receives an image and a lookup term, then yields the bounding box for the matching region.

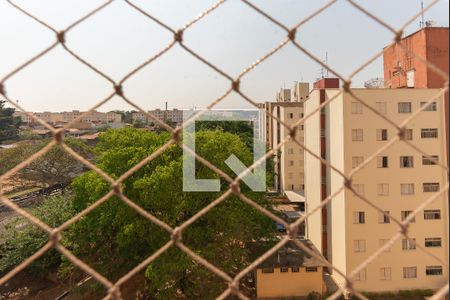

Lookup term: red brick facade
[383,27,449,151]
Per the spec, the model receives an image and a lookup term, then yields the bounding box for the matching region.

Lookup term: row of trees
[1,127,276,299]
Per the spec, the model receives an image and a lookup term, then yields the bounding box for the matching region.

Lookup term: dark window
[421,128,438,138]
[400,156,414,168]
[280,267,289,273]
[426,266,443,276]
[291,267,299,272]
[423,183,440,192]
[420,101,437,111]
[262,268,274,273]
[422,155,439,165]
[306,267,318,272]
[425,238,441,247]
[377,156,389,168]
[424,210,441,220]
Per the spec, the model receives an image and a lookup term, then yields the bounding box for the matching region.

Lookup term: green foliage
[133,118,146,128]
[0,138,92,186]
[0,100,22,142]
[196,120,254,149]
[0,196,75,276]
[66,127,275,299]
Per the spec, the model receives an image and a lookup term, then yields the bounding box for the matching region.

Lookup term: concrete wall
[305,90,323,252]
[256,267,323,298]
[327,89,347,288]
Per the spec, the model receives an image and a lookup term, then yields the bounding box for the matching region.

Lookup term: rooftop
[258,240,325,269]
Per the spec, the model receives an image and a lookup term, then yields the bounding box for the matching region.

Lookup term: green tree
[0,196,75,276]
[0,100,22,142]
[66,127,275,299]
[0,138,92,187]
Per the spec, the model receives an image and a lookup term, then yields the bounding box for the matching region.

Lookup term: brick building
[383,27,449,149]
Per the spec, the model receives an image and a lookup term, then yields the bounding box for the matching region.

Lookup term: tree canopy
[65,127,275,299]
[0,138,92,187]
[0,100,22,142]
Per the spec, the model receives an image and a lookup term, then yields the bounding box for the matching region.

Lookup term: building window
[354,240,366,252]
[402,239,416,250]
[353,211,365,224]
[379,239,391,252]
[421,128,438,138]
[291,267,299,272]
[354,268,367,281]
[377,156,389,168]
[287,148,294,154]
[280,267,289,273]
[351,102,363,114]
[423,182,440,192]
[400,183,414,195]
[424,210,441,220]
[352,156,364,169]
[288,113,294,119]
[305,267,318,272]
[352,129,363,141]
[398,102,412,113]
[376,102,387,114]
[380,267,392,280]
[352,184,365,196]
[420,101,437,111]
[262,268,274,273]
[377,183,389,196]
[401,211,415,223]
[422,155,438,165]
[288,160,294,167]
[425,238,442,248]
[426,266,443,276]
[403,267,417,279]
[376,129,388,141]
[378,211,390,224]
[400,156,414,168]
[403,129,413,140]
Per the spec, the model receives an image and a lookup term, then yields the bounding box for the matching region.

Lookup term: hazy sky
[0,0,448,112]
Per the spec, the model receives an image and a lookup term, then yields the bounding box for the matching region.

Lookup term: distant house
[255,240,325,299]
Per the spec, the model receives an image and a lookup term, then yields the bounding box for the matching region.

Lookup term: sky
[0,0,448,112]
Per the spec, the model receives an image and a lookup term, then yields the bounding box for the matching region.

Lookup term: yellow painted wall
[256,267,323,298]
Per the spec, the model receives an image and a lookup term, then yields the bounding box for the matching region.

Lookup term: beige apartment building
[132,109,184,125]
[14,110,122,125]
[260,83,309,194]
[304,81,449,292]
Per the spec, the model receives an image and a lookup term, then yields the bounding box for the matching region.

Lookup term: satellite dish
[364,78,390,89]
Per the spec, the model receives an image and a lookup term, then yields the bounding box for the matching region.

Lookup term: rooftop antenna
[318,52,329,78]
[419,0,425,28]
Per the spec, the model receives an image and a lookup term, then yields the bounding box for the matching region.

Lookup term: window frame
[376,129,388,141]
[421,128,438,138]
[424,210,441,220]
[352,129,364,141]
[426,266,443,276]
[403,267,417,279]
[400,156,414,168]
[424,237,442,248]
[423,182,440,192]
[398,102,412,113]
